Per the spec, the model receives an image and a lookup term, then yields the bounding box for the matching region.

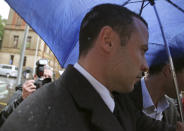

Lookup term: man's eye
[142,47,148,53]
[144,49,147,53]
[141,49,146,54]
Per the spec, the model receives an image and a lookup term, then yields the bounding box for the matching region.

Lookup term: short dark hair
[149,58,184,75]
[147,43,184,75]
[79,4,148,57]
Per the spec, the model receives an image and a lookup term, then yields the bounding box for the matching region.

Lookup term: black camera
[34,78,52,89]
[34,59,51,89]
[36,59,48,78]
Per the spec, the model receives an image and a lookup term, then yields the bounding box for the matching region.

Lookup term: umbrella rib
[139,1,150,16]
[139,0,146,16]
[122,0,131,6]
[166,0,184,14]
[129,1,147,4]
[143,2,150,8]
[122,0,152,6]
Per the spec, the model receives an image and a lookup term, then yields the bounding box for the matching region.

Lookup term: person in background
[130,34,184,125]
[1,4,184,131]
[0,59,53,126]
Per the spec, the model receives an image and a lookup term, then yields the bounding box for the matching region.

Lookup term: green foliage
[0,15,7,41]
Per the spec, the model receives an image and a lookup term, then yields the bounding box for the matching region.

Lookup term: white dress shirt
[141,77,169,120]
[74,63,115,112]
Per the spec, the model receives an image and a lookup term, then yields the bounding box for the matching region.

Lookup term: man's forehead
[132,18,149,46]
[44,68,52,72]
[133,17,148,34]
[132,16,148,28]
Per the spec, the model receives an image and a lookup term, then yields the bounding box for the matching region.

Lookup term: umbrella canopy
[125,0,184,44]
[145,31,184,68]
[5,0,184,67]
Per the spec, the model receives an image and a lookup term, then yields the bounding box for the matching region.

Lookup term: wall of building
[0,9,62,79]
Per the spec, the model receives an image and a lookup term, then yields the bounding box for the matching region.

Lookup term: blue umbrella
[5,0,184,68]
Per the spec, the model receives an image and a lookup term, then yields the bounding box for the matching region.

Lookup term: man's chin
[113,83,135,93]
[129,84,135,92]
[120,85,134,93]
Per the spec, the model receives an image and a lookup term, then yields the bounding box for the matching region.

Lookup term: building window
[16,17,22,26]
[26,36,32,49]
[23,56,26,66]
[13,35,19,48]
[9,55,14,65]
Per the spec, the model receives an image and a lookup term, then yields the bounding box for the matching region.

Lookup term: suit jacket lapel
[63,65,124,131]
[90,99,123,131]
[129,80,143,110]
[118,93,136,131]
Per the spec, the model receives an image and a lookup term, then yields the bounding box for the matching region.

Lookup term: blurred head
[153,59,184,98]
[146,32,184,98]
[79,4,149,93]
[43,65,53,79]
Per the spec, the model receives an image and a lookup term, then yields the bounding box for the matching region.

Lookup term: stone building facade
[0,9,62,78]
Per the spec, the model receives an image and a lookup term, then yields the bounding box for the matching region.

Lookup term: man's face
[108,17,149,93]
[43,68,53,79]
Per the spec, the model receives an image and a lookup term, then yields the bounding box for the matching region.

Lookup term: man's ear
[162,64,171,78]
[98,26,113,53]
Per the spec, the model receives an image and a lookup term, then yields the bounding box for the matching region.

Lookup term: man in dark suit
[1,4,184,131]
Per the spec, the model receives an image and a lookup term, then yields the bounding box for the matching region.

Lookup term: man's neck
[74,62,115,112]
[78,56,110,91]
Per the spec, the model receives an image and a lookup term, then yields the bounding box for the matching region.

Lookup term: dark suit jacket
[130,80,180,125]
[1,65,175,131]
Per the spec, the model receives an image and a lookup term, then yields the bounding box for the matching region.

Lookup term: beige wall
[0,52,10,64]
[0,52,19,65]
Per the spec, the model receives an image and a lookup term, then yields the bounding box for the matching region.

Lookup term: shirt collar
[141,77,154,109]
[141,77,169,112]
[74,63,115,112]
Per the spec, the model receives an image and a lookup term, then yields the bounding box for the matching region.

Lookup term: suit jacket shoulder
[163,96,180,125]
[1,65,124,131]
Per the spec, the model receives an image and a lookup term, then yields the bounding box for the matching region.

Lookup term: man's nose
[141,59,149,72]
